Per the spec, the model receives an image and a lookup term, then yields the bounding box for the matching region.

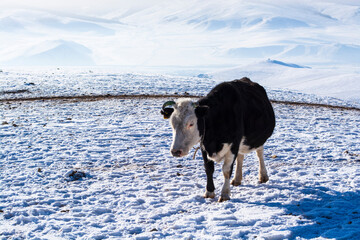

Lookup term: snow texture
[1,71,360,239]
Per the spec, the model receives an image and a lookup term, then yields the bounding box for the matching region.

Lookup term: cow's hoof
[259,175,269,183]
[204,191,215,199]
[218,194,230,202]
[231,179,241,186]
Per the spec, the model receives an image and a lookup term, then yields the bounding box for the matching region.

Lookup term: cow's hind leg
[231,154,244,186]
[219,152,236,202]
[202,150,215,199]
[256,146,269,183]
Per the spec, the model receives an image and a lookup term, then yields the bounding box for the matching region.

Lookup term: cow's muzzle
[171,149,184,157]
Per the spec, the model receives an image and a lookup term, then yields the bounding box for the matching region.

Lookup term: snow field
[0,67,216,99]
[1,98,359,239]
[1,66,358,108]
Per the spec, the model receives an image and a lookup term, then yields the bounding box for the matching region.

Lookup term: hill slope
[0,1,360,66]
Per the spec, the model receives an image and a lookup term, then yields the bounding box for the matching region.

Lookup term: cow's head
[161,98,208,157]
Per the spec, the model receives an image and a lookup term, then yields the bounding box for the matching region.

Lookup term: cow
[161,77,275,202]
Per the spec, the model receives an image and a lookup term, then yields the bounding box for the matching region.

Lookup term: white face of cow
[169,99,201,157]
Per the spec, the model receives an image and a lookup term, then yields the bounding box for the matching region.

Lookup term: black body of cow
[195,77,275,194]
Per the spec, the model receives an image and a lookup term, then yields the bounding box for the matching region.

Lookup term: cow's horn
[162,101,176,109]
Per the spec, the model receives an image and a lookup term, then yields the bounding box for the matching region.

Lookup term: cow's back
[232,78,275,149]
[198,77,275,153]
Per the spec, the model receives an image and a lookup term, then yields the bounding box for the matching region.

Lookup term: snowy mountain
[0,1,359,102]
[7,40,94,66]
[0,1,359,67]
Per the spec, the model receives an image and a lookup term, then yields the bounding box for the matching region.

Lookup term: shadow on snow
[245,185,360,239]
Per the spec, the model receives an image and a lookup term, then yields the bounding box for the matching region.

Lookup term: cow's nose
[171,149,183,157]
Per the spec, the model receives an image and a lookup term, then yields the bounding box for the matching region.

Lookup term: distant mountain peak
[7,40,94,66]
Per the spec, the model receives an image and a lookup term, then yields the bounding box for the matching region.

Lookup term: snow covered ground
[1,70,360,239]
[1,65,359,107]
[211,60,360,104]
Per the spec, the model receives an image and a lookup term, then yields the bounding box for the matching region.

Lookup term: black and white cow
[161,77,275,202]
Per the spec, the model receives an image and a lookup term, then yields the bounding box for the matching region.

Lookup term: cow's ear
[195,105,209,118]
[161,100,176,119]
[161,108,174,119]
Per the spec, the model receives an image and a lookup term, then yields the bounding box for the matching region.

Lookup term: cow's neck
[199,117,206,151]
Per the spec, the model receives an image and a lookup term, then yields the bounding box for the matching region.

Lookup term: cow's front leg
[202,150,215,199]
[219,152,235,202]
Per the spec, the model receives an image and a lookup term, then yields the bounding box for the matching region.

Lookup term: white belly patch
[206,138,255,162]
[238,137,255,154]
[207,143,232,163]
